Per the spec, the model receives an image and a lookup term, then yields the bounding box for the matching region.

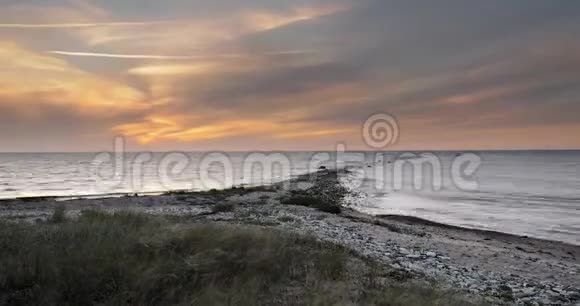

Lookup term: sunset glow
[1,0,579,151]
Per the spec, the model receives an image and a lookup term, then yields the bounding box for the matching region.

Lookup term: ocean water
[0,151,579,245]
[343,151,580,245]
[0,152,328,199]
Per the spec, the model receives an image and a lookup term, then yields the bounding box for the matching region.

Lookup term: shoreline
[2,182,578,249]
[1,170,579,305]
[377,214,580,249]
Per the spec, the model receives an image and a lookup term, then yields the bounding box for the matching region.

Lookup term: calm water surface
[0,151,579,244]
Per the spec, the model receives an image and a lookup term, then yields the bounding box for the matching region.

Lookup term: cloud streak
[0,21,171,29]
[49,51,213,60]
[0,42,147,117]
[49,50,313,60]
[1,0,579,150]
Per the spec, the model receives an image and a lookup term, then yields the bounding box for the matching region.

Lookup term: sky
[0,0,579,152]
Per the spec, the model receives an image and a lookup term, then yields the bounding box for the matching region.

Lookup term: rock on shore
[1,171,579,305]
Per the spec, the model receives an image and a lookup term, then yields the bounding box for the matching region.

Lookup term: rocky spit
[1,171,579,306]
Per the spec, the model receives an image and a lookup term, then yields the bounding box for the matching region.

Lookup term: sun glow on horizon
[0,0,579,151]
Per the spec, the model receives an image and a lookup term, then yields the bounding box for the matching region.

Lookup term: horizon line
[1,148,580,154]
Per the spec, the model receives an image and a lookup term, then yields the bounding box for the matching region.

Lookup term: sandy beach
[1,171,579,306]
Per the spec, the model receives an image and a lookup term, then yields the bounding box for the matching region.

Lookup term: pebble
[399,247,410,255]
[515,289,537,299]
[109,175,580,306]
[4,171,580,306]
[569,292,580,300]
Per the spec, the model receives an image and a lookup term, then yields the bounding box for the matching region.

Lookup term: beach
[1,170,579,305]
[3,0,579,303]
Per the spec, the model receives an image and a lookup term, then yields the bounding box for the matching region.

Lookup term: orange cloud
[67,4,348,55]
[114,115,273,143]
[0,41,146,117]
[114,114,354,144]
[278,128,352,139]
[241,4,346,31]
[127,63,217,76]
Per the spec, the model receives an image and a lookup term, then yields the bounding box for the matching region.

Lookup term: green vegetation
[277,215,297,223]
[281,194,342,214]
[162,190,192,196]
[48,204,67,223]
[0,211,481,305]
[163,185,278,198]
[211,202,236,213]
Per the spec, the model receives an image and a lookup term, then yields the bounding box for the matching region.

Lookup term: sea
[0,151,579,245]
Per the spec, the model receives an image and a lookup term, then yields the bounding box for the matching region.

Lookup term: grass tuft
[0,211,345,305]
[49,204,67,223]
[211,202,236,213]
[281,195,342,214]
[277,215,297,223]
[0,211,483,306]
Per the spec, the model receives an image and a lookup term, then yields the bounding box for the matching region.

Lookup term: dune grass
[211,202,236,213]
[280,195,342,214]
[0,210,481,306]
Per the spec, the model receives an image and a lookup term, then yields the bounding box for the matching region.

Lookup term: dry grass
[48,204,67,223]
[281,195,342,214]
[0,211,483,306]
[211,202,236,213]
